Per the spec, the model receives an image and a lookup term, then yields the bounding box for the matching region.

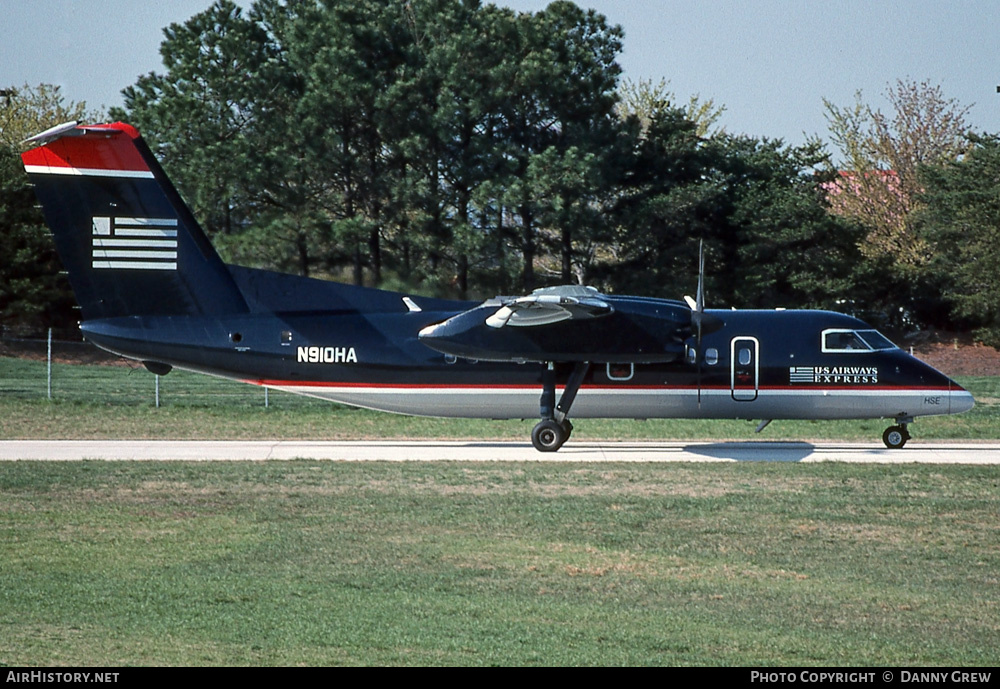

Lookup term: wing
[419,286,707,364]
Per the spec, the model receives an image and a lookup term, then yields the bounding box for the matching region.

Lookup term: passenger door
[731,337,759,402]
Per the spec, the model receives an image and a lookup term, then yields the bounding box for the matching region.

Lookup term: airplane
[20,121,974,452]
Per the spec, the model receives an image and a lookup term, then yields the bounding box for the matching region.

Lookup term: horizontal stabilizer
[21,120,82,146]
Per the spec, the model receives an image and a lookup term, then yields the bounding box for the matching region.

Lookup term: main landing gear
[531,362,589,452]
[531,418,574,452]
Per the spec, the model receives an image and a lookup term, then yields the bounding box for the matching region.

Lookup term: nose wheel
[882,424,911,449]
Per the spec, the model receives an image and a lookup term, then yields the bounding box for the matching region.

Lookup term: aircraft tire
[532,419,567,452]
[560,419,573,440]
[882,425,909,449]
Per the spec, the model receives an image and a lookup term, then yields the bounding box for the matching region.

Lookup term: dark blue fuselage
[80,272,971,422]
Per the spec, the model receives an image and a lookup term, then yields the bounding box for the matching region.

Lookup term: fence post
[155,374,160,408]
[47,327,52,400]
[265,386,269,408]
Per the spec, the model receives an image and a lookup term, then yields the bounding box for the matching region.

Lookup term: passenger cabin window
[822,329,897,353]
[705,348,719,366]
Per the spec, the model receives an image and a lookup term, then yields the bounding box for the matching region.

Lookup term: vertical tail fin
[21,122,248,320]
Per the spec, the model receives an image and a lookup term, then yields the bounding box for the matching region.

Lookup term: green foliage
[0,84,101,331]
[916,135,1000,346]
[113,0,280,248]
[603,113,859,309]
[617,77,726,138]
[115,0,628,296]
[599,106,713,295]
[823,79,973,308]
[819,79,1000,334]
[0,83,103,148]
[0,147,76,331]
[721,136,864,309]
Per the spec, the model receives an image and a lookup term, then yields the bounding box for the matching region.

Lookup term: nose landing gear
[882,421,912,449]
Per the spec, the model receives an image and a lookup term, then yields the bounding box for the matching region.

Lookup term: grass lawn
[1,461,998,666]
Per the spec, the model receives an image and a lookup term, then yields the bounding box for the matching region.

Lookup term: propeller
[684,241,706,407]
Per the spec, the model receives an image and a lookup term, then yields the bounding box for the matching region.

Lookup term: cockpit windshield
[822,329,897,353]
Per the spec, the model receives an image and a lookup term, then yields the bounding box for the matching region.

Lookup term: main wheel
[532,419,567,452]
[560,419,573,440]
[882,425,909,449]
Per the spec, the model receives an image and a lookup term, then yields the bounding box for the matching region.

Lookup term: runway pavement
[3,439,1000,463]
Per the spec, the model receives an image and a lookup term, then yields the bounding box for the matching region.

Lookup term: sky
[3,0,1000,152]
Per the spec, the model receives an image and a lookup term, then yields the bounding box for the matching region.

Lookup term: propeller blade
[696,239,705,314]
[696,240,704,408]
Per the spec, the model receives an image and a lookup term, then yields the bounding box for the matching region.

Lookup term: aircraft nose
[949,381,975,414]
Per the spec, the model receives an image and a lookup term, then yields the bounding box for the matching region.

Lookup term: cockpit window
[822,329,898,353]
[856,330,896,350]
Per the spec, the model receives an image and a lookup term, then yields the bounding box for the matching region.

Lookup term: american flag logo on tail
[92,216,178,270]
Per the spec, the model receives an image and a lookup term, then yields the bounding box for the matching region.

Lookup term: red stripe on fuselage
[244,379,953,392]
[20,123,149,174]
